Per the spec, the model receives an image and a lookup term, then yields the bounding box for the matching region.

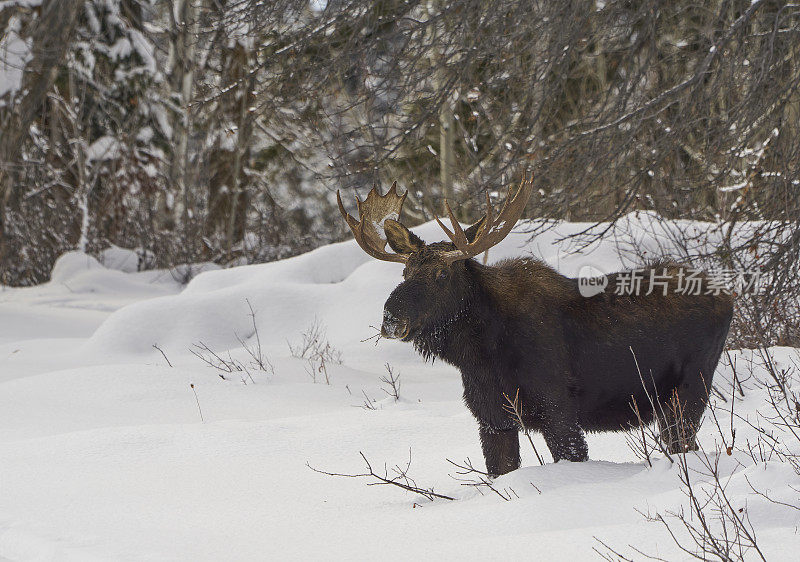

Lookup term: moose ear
[463,215,487,243]
[384,219,424,255]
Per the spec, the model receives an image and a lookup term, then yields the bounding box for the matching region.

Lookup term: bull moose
[337,176,733,477]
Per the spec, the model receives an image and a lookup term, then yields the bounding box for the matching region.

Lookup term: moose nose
[381,309,409,340]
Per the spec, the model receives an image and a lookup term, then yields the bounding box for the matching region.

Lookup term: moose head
[337,175,534,344]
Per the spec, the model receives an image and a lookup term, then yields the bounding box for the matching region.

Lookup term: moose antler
[337,181,410,263]
[436,172,534,264]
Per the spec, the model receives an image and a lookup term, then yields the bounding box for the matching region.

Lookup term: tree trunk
[0,0,81,273]
[226,49,255,258]
[439,99,455,204]
[167,0,200,233]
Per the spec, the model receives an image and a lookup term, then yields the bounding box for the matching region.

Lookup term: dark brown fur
[381,227,733,477]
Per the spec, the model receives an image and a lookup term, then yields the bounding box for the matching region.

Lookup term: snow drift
[1,213,798,561]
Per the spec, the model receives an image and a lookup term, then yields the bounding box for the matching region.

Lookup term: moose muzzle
[381,309,409,340]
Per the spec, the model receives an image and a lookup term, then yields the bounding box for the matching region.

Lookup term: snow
[86,136,121,163]
[98,245,142,273]
[108,37,133,61]
[371,211,399,241]
[0,17,32,102]
[128,29,157,74]
[0,0,42,8]
[1,214,799,560]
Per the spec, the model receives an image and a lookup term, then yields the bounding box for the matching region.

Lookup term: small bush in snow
[288,320,342,385]
[190,299,274,383]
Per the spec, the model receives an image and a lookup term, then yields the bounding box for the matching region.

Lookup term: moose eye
[435,269,448,283]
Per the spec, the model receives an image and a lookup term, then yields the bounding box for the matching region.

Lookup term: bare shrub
[650,405,766,562]
[447,457,522,502]
[502,388,545,466]
[604,348,800,561]
[308,450,454,502]
[623,398,660,469]
[189,383,204,422]
[190,300,274,383]
[288,319,342,385]
[380,363,401,402]
[360,390,378,411]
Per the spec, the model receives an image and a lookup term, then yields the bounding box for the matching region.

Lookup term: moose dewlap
[338,177,733,477]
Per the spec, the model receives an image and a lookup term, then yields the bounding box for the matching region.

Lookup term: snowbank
[82,212,717,364]
[1,214,798,561]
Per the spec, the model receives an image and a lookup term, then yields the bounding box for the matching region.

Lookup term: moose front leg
[541,419,588,462]
[479,424,520,477]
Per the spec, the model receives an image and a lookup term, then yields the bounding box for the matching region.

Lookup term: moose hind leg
[658,367,712,454]
[479,425,520,477]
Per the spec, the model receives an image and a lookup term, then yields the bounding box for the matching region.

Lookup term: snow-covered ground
[1,215,798,561]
